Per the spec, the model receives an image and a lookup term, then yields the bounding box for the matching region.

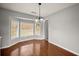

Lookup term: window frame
[10,17,35,40]
[10,17,42,40]
[19,19,34,38]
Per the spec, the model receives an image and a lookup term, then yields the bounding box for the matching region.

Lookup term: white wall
[44,20,48,39]
[47,4,79,55]
[0,14,10,48]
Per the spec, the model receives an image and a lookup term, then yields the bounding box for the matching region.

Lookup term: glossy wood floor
[0,39,76,56]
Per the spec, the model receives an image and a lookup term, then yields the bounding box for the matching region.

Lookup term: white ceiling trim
[0,3,76,17]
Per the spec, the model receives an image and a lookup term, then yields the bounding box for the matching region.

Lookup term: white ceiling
[0,3,75,17]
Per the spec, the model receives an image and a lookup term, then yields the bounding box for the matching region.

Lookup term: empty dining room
[0,3,79,56]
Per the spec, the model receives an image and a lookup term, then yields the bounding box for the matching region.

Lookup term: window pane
[11,20,19,39]
[20,22,33,37]
[35,22,41,35]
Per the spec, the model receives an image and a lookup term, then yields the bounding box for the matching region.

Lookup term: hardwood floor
[0,39,77,56]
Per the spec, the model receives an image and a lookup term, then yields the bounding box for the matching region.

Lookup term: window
[11,19,34,39]
[11,20,19,39]
[11,18,42,40]
[35,20,41,35]
[20,22,33,37]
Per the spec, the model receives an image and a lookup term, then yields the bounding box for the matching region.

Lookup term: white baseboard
[1,38,78,56]
[48,40,79,56]
[0,39,31,49]
[0,36,45,49]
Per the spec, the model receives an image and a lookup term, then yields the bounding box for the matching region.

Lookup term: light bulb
[35,19,39,23]
[40,18,43,21]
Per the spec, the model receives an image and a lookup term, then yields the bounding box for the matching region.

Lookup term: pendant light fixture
[35,3,41,24]
[35,3,42,33]
[38,3,41,21]
[35,3,41,23]
[38,3,44,22]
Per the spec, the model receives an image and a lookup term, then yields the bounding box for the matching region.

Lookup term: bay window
[11,17,42,40]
